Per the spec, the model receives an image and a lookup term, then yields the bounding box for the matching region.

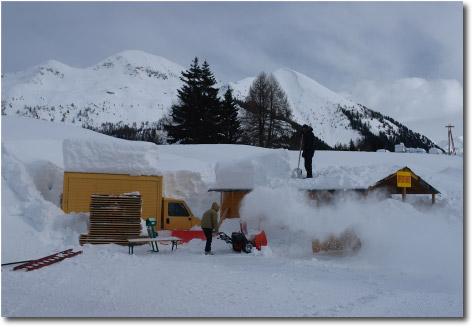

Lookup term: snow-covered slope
[225,68,411,147]
[226,68,361,146]
[2,50,184,127]
[3,50,433,148]
[1,117,463,317]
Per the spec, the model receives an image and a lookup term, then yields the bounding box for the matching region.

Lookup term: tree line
[340,107,442,152]
[163,57,305,149]
[72,57,439,153]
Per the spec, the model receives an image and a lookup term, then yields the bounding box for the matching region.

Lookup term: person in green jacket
[201,202,220,255]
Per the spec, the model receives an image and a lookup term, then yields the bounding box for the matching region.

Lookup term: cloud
[341,78,463,120]
[2,1,462,86]
[339,78,463,141]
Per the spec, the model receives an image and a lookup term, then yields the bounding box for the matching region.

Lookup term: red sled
[171,230,206,243]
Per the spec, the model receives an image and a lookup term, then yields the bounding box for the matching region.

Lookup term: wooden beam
[402,187,406,202]
[432,193,436,204]
[218,207,230,229]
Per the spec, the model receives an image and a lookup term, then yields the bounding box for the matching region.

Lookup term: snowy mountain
[223,68,408,148]
[2,50,437,149]
[1,50,183,128]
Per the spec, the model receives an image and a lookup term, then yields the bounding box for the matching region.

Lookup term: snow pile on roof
[63,138,161,176]
[214,149,292,188]
[290,164,403,190]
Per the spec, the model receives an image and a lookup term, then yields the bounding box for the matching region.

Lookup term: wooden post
[432,193,436,204]
[402,187,406,202]
[218,208,229,229]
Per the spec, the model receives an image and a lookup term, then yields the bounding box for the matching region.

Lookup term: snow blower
[291,134,304,178]
[217,230,267,254]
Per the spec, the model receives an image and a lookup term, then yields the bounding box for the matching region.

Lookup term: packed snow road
[1,239,461,317]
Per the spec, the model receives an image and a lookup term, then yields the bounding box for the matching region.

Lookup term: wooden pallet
[80,194,144,246]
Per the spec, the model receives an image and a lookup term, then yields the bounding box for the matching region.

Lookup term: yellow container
[62,172,163,229]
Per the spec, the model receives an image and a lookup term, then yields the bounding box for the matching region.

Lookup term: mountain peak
[2,50,438,151]
[92,50,185,76]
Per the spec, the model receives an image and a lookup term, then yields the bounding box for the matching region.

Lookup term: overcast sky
[1,1,463,142]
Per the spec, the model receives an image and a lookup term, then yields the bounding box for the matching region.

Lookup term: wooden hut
[209,166,440,224]
[366,166,440,204]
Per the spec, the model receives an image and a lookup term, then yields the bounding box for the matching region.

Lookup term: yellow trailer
[62,172,200,231]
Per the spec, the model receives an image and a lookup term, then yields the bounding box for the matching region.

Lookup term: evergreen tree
[165,58,223,144]
[165,57,202,143]
[349,139,356,151]
[200,60,224,143]
[221,87,241,143]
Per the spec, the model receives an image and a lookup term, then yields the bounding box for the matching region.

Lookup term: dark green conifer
[221,87,241,143]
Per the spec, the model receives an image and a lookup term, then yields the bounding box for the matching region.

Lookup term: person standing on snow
[201,202,220,255]
[302,124,315,178]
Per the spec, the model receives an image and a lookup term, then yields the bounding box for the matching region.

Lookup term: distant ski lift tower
[445,124,456,155]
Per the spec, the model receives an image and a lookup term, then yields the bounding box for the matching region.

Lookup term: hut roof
[367,166,440,195]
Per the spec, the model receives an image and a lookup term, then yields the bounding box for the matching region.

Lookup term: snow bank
[163,170,218,217]
[1,144,87,261]
[214,149,292,188]
[63,138,161,176]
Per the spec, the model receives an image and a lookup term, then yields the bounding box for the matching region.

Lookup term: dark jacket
[302,127,315,158]
[201,202,220,232]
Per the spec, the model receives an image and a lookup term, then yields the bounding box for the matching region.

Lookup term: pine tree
[200,60,224,143]
[165,57,202,143]
[221,87,241,143]
[165,58,224,144]
[349,139,356,151]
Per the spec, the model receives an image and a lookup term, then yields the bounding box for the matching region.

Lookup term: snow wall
[214,149,292,188]
[63,138,161,176]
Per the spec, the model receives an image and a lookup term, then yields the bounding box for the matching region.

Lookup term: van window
[168,203,189,216]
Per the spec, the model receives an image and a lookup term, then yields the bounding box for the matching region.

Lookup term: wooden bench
[127,237,182,254]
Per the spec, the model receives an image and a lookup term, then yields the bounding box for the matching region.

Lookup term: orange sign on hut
[396,171,412,188]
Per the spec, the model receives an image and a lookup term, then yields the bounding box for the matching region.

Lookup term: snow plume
[240,186,462,289]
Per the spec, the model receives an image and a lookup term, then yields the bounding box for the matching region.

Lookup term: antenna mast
[445,124,456,155]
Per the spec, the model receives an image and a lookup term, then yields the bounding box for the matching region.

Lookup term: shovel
[291,134,304,178]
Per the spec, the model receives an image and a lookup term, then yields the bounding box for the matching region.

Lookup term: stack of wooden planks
[80,193,144,246]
